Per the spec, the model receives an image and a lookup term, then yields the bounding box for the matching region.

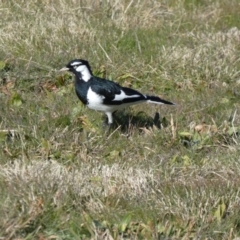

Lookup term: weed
[0,0,240,239]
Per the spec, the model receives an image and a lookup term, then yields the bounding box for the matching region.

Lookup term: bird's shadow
[106,110,170,133]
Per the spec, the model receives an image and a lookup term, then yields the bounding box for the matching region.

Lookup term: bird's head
[60,59,93,82]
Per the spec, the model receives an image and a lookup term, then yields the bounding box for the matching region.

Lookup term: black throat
[74,75,91,105]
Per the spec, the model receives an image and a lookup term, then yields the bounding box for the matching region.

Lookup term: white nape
[76,65,92,82]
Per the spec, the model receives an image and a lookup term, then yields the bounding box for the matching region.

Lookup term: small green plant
[0,0,240,239]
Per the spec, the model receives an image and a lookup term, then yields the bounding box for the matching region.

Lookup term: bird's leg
[105,112,113,125]
[102,112,114,131]
[102,115,109,127]
[102,120,113,134]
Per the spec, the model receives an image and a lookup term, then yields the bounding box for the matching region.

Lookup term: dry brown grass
[0,0,240,239]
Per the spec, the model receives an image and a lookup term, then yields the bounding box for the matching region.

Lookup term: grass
[0,0,240,239]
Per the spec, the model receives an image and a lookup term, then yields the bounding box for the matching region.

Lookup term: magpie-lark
[60,59,174,125]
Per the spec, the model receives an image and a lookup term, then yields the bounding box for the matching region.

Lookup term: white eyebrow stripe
[113,90,141,101]
[71,61,82,66]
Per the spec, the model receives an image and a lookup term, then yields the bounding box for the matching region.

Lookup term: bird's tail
[146,95,175,105]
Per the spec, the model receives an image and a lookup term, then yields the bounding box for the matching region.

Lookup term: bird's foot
[102,120,113,132]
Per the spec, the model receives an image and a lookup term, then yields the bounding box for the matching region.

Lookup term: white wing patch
[113,90,141,101]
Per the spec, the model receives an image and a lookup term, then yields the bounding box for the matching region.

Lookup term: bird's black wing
[90,77,121,98]
[90,77,146,105]
[120,87,146,103]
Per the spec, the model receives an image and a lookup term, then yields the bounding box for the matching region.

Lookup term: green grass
[1,0,240,239]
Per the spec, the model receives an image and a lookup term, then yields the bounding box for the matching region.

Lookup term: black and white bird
[60,59,174,125]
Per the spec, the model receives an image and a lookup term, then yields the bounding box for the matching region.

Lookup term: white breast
[86,87,106,111]
[86,87,122,113]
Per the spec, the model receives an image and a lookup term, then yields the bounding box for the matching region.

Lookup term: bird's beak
[59,67,69,72]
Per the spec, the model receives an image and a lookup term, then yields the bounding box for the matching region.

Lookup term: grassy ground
[0,0,240,239]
